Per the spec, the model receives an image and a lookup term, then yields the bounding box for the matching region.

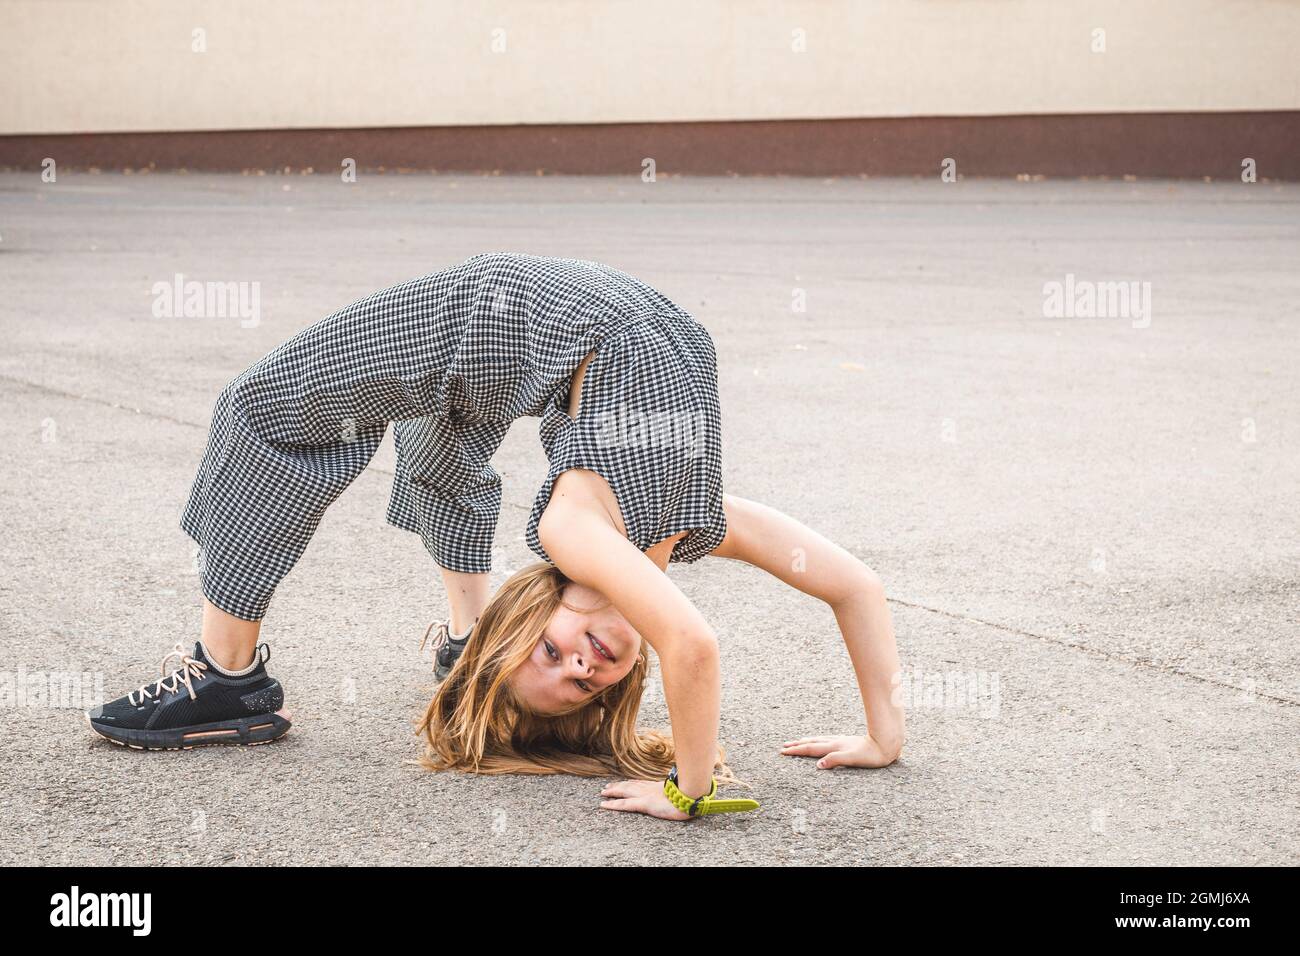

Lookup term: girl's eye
[576,680,592,693]
[544,639,561,662]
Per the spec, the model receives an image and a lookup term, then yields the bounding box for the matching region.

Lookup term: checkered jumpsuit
[180,253,727,621]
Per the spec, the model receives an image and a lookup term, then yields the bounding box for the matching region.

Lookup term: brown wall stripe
[2,112,1297,180]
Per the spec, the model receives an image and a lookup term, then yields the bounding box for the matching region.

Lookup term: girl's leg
[186,267,475,625]
[387,416,513,645]
[92,269,478,748]
[439,568,491,634]
[201,598,261,671]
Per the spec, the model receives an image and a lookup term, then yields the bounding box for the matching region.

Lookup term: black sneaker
[87,642,290,750]
[422,620,472,681]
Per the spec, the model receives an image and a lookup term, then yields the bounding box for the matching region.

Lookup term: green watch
[664,766,760,817]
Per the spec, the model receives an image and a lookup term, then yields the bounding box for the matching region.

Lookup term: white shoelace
[420,620,451,655]
[127,643,209,705]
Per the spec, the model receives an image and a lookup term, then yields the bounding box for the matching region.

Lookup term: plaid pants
[180,253,727,621]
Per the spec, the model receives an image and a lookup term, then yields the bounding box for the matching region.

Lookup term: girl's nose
[569,651,594,678]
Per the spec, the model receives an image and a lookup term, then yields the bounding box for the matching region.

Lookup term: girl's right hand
[780,733,903,768]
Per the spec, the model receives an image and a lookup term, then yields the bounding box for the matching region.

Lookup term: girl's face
[509,583,642,716]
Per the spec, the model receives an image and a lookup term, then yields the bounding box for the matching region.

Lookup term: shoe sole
[86,709,292,751]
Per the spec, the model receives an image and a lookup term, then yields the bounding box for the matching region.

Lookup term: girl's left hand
[780,734,901,768]
[599,779,692,821]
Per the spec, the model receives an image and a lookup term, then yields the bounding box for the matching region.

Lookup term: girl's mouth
[588,633,615,662]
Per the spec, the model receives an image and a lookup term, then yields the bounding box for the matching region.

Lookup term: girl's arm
[537,475,721,811]
[712,494,906,766]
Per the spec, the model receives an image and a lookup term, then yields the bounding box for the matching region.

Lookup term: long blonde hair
[418,561,734,781]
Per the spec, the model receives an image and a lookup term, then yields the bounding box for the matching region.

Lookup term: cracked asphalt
[0,171,1296,865]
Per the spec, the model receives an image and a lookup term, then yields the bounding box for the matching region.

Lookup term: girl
[87,253,905,821]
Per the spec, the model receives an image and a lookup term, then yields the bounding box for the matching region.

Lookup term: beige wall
[3,0,1298,135]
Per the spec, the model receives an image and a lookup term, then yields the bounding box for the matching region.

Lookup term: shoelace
[420,620,452,657]
[127,643,209,706]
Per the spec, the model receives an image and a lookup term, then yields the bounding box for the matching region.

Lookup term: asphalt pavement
[0,170,1295,864]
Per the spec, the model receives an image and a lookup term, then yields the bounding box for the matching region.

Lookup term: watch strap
[663,767,760,816]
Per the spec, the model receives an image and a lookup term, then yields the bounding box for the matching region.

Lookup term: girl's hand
[599,779,692,821]
[780,734,902,769]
